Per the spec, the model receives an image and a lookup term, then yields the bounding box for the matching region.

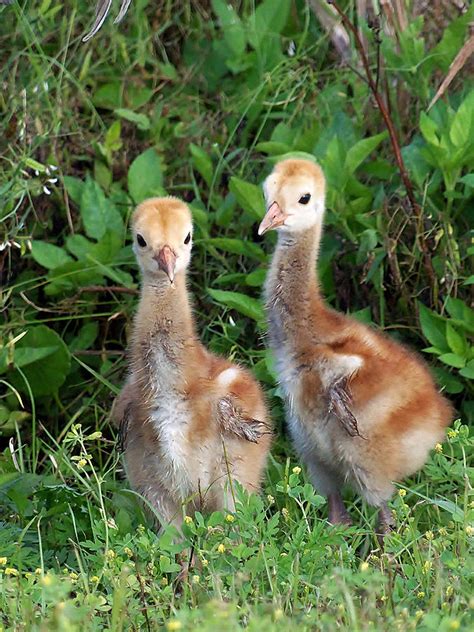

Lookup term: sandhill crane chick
[114,197,271,530]
[258,158,452,532]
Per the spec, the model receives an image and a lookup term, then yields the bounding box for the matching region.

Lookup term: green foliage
[0,0,473,629]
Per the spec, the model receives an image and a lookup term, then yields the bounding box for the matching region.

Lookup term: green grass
[1,1,473,629]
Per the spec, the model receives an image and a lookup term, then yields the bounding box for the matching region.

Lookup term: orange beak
[258,201,287,235]
[154,245,177,283]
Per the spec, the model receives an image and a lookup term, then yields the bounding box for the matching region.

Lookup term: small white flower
[43,186,51,195]
[287,41,296,57]
[49,164,58,171]
[229,316,236,327]
[47,178,58,184]
[35,170,40,176]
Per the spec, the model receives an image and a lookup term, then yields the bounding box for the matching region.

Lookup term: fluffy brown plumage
[259,158,452,531]
[113,197,271,530]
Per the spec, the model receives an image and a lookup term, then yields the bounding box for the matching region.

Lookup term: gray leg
[328,492,353,525]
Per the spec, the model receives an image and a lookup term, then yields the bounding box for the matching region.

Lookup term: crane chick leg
[377,501,395,537]
[328,492,352,525]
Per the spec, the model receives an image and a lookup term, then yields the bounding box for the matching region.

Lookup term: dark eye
[136,234,147,247]
[184,232,191,245]
[299,193,311,205]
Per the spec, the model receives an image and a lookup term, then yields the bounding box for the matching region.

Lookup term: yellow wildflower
[106,549,116,560]
[292,466,301,475]
[77,458,87,468]
[184,516,193,525]
[425,530,434,541]
[465,525,474,537]
[41,574,53,586]
[360,561,369,572]
[447,429,458,440]
[448,621,460,631]
[91,576,99,583]
[225,514,235,523]
[398,489,406,498]
[423,560,432,574]
[5,568,19,577]
[415,610,424,620]
[417,591,425,599]
[166,621,182,631]
[439,527,448,536]
[0,558,7,565]
[434,443,443,454]
[124,547,133,558]
[267,495,275,505]
[160,577,168,586]
[201,558,209,567]
[446,585,454,597]
[282,507,289,520]
[217,544,226,554]
[192,575,200,584]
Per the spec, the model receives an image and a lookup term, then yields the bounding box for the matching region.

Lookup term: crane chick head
[132,197,193,283]
[259,158,326,235]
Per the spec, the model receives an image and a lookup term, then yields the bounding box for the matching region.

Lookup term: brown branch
[327,1,434,282]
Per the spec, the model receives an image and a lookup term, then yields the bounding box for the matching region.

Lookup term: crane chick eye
[136,234,147,248]
[184,232,191,245]
[298,193,311,205]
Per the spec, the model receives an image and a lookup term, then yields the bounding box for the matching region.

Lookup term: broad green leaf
[445,297,474,333]
[114,108,150,131]
[446,323,466,357]
[212,0,246,57]
[190,144,213,186]
[418,303,449,351]
[255,141,292,155]
[63,176,84,205]
[69,322,99,353]
[45,260,104,296]
[0,345,58,374]
[246,268,267,287]
[30,241,72,270]
[9,326,71,396]
[80,175,124,240]
[459,360,474,379]
[66,234,94,260]
[344,131,387,173]
[205,238,266,261]
[419,112,440,146]
[93,82,122,110]
[128,148,165,203]
[460,173,474,187]
[449,90,474,147]
[229,177,265,220]
[207,288,264,322]
[248,0,291,49]
[438,353,465,368]
[432,367,464,394]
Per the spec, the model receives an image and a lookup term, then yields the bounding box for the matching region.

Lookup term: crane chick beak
[154,245,177,283]
[258,201,287,235]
